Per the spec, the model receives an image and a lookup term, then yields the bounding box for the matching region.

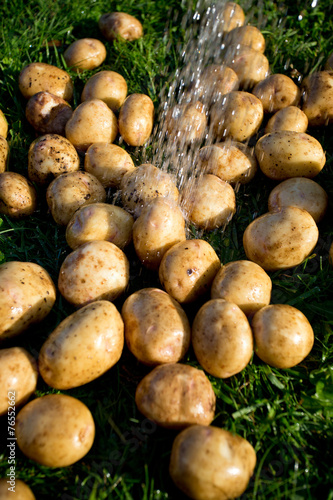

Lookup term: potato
[169,425,256,500]
[99,12,143,41]
[122,288,190,365]
[58,240,129,307]
[252,74,301,113]
[81,71,128,112]
[39,301,123,389]
[325,53,333,70]
[191,65,239,106]
[0,261,56,340]
[84,142,135,189]
[18,62,73,101]
[159,239,221,303]
[16,394,95,467]
[243,207,319,271]
[166,101,207,143]
[65,98,118,152]
[252,304,314,368]
[268,177,328,223]
[25,91,73,136]
[265,106,308,133]
[0,109,8,138]
[0,479,35,499]
[0,135,9,173]
[211,91,263,142]
[64,38,106,72]
[301,71,333,126]
[119,94,154,146]
[133,198,186,270]
[218,2,245,33]
[135,364,215,428]
[211,260,272,317]
[255,131,326,179]
[121,163,179,217]
[224,25,266,53]
[0,347,38,416]
[46,171,106,226]
[0,172,37,218]
[224,45,269,89]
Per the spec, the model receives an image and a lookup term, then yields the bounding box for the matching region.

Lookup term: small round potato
[169,425,256,500]
[0,172,37,218]
[0,135,9,173]
[25,91,73,136]
[166,101,207,143]
[211,91,263,142]
[0,109,8,138]
[301,71,333,126]
[0,347,38,416]
[224,45,269,89]
[122,288,190,365]
[58,240,129,307]
[255,131,326,180]
[84,143,135,189]
[64,38,106,72]
[46,171,106,226]
[99,12,143,41]
[265,106,308,134]
[135,364,216,428]
[16,394,95,467]
[18,62,73,101]
[39,301,124,389]
[28,134,80,186]
[159,239,221,303]
[81,71,128,112]
[268,177,328,223]
[252,304,314,368]
[66,203,133,250]
[243,207,319,271]
[224,25,266,53]
[133,198,186,270]
[219,2,245,33]
[0,261,56,340]
[211,260,272,317]
[192,65,239,106]
[119,94,154,146]
[121,163,179,217]
[0,479,36,500]
[65,98,118,152]
[252,74,301,114]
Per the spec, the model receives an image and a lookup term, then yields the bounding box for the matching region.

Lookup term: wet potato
[252,74,301,114]
[119,94,154,146]
[18,62,73,101]
[25,91,73,136]
[0,135,9,173]
[223,45,269,89]
[166,101,207,143]
[0,172,37,218]
[301,70,333,126]
[265,106,308,133]
[99,12,143,41]
[192,65,239,106]
[81,71,128,112]
[0,109,8,138]
[219,2,245,33]
[224,25,266,53]
[64,38,106,72]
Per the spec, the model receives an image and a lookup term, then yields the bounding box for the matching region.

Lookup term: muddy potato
[135,364,216,428]
[19,62,73,101]
[219,2,245,33]
[0,479,36,500]
[211,260,272,317]
[192,65,239,106]
[133,198,186,270]
[25,92,72,136]
[224,45,269,89]
[58,240,129,307]
[243,206,319,271]
[64,38,106,72]
[268,177,328,223]
[166,101,207,143]
[16,394,95,467]
[65,99,118,152]
[46,171,106,226]
[302,71,333,126]
[28,134,80,186]
[121,163,179,217]
[66,203,134,250]
[253,74,301,114]
[265,106,308,134]
[252,304,314,368]
[211,91,263,142]
[170,425,256,500]
[99,12,143,41]
[224,25,265,53]
[119,94,154,146]
[0,109,8,138]
[39,301,123,389]
[0,347,38,416]
[0,261,56,340]
[255,131,326,180]
[81,71,128,113]
[0,135,9,173]
[0,172,37,218]
[159,239,221,303]
[84,143,135,188]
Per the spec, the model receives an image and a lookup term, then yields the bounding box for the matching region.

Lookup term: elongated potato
[99,12,143,41]
[224,25,265,53]
[0,172,37,218]
[0,109,8,138]
[19,62,73,101]
[0,136,9,173]
[252,74,301,113]
[265,106,308,133]
[25,91,73,136]
[64,38,106,72]
[81,71,128,112]
[119,94,154,146]
[302,71,333,126]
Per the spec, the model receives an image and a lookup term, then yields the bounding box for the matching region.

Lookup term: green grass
[0,0,333,499]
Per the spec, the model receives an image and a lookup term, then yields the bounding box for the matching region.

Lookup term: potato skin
[0,261,56,340]
[19,62,73,101]
[302,71,333,126]
[0,347,38,416]
[224,45,269,89]
[0,172,37,218]
[39,301,124,389]
[135,364,216,428]
[166,101,207,143]
[16,394,95,467]
[64,38,106,72]
[25,91,73,136]
[265,106,308,134]
[81,71,128,112]
[192,65,239,106]
[252,74,301,113]
[169,425,256,500]
[0,109,8,138]
[219,2,245,33]
[122,288,190,365]
[0,479,36,500]
[252,304,314,368]
[119,94,154,146]
[224,25,265,53]
[99,12,143,41]
[0,135,9,173]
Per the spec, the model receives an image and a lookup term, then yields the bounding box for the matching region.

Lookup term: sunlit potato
[224,25,266,52]
[25,91,73,136]
[18,62,73,101]
[0,172,37,218]
[119,94,154,146]
[0,479,36,500]
[81,71,128,112]
[190,65,239,107]
[265,106,308,133]
[218,2,245,33]
[301,70,333,126]
[0,109,8,138]
[122,287,190,365]
[223,45,269,89]
[0,136,9,173]
[252,74,301,113]
[166,101,207,143]
[135,364,216,428]
[99,12,143,41]
[64,38,106,72]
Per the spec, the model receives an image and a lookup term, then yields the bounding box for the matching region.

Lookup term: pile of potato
[0,2,332,499]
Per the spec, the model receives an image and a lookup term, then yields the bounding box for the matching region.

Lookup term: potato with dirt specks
[19,62,73,101]
[81,71,128,112]
[119,94,154,146]
[224,45,269,89]
[252,74,301,114]
[0,478,36,499]
[301,71,333,126]
[99,12,143,41]
[191,65,239,106]
[166,101,207,143]
[0,136,9,173]
[265,106,308,133]
[25,91,73,136]
[224,25,266,52]
[64,38,106,72]
[0,172,37,218]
